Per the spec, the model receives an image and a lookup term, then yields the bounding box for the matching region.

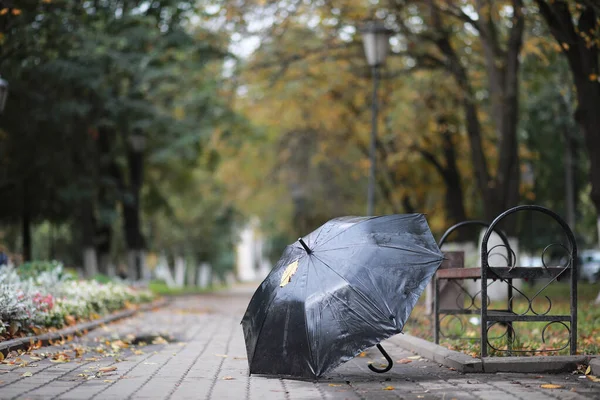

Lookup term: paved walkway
[1,284,599,399]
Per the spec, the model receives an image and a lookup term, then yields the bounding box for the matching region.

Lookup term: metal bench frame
[433,205,578,357]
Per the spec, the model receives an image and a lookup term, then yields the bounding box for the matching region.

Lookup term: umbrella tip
[298,238,312,254]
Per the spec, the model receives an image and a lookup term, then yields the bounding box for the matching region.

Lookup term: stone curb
[394,333,592,373]
[589,357,600,375]
[0,298,169,357]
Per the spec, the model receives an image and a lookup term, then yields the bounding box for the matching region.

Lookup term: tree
[534,0,600,246]
[0,0,238,280]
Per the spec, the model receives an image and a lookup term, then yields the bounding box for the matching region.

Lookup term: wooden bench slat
[436,266,571,280]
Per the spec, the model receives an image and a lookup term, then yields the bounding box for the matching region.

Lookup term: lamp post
[360,21,392,216]
[0,75,8,113]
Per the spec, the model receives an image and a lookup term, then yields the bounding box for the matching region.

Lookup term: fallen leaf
[84,358,98,361]
[586,366,592,375]
[143,362,157,365]
[540,384,563,389]
[587,375,600,383]
[22,371,33,377]
[103,380,113,383]
[358,352,366,358]
[407,356,421,360]
[0,353,4,362]
[98,366,117,373]
[383,386,394,390]
[152,337,168,345]
[29,357,42,362]
[214,354,228,358]
[222,376,234,380]
[329,384,342,387]
[133,350,144,355]
[396,359,412,364]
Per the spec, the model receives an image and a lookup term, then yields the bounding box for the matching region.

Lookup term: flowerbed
[0,261,155,340]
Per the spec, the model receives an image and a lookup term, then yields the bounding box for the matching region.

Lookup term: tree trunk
[440,123,468,226]
[123,139,146,281]
[81,198,98,277]
[21,179,31,262]
[95,126,119,276]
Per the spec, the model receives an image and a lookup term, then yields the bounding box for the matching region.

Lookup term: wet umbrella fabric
[241,214,444,378]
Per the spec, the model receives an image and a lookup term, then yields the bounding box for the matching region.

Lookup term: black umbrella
[241,214,443,378]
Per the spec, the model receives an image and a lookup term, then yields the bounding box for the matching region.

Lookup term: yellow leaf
[407,355,422,360]
[358,352,366,358]
[383,386,395,390]
[0,9,8,15]
[0,353,4,362]
[587,375,600,382]
[590,74,598,82]
[280,260,299,287]
[152,337,168,345]
[329,384,342,387]
[22,372,32,377]
[586,366,592,375]
[222,376,234,380]
[561,43,570,50]
[540,384,563,389]
[173,106,185,120]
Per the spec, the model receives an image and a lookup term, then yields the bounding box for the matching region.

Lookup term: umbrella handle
[368,344,393,373]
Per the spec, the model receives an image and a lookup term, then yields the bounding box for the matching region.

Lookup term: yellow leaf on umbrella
[280,260,299,287]
[540,384,563,389]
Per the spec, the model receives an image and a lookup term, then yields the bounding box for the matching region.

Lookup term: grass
[147,280,227,296]
[403,281,600,357]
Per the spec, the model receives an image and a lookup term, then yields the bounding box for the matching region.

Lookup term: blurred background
[0,0,598,291]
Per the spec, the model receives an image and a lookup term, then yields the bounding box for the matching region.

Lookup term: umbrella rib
[312,216,377,250]
[312,253,391,323]
[316,243,442,258]
[304,256,317,376]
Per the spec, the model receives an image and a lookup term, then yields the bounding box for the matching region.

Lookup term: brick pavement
[0,283,599,400]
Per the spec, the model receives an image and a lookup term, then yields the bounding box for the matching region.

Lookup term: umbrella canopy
[241,214,443,378]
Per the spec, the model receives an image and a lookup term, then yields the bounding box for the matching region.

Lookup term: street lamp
[360,21,393,216]
[0,75,8,113]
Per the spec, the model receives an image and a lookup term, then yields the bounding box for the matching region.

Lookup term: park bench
[432,205,577,357]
